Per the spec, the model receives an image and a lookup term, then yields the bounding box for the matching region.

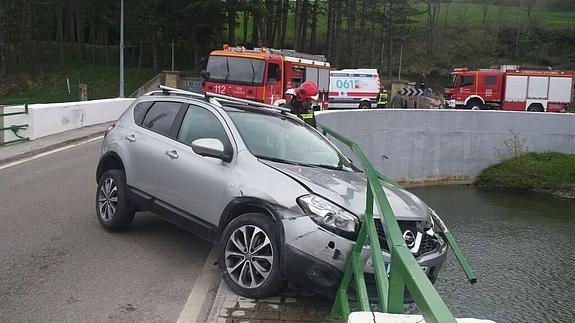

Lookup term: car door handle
[165,150,179,159]
[125,135,136,143]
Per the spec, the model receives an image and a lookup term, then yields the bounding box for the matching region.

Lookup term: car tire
[96,170,135,231]
[218,213,285,298]
[359,101,371,109]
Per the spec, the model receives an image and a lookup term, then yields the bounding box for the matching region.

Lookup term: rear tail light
[104,123,116,138]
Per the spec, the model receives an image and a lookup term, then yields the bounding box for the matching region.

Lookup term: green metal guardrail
[318,123,476,323]
[0,100,30,146]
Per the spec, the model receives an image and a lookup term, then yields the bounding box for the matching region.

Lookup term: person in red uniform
[285,81,319,127]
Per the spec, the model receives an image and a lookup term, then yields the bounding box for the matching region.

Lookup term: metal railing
[318,123,476,323]
[0,100,30,146]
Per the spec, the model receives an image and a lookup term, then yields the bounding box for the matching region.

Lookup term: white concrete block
[1,98,135,143]
[348,312,496,323]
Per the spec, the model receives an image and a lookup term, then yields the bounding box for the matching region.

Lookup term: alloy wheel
[98,178,118,221]
[224,225,274,289]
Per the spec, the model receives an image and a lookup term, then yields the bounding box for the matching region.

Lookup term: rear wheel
[96,170,135,231]
[218,213,285,298]
[359,101,371,109]
[527,103,544,112]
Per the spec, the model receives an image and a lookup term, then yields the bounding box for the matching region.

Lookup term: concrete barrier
[316,109,575,185]
[3,98,135,143]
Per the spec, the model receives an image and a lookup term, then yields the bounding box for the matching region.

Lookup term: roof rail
[157,85,290,113]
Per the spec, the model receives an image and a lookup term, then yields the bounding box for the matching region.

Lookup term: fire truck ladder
[154,85,477,322]
[268,48,328,62]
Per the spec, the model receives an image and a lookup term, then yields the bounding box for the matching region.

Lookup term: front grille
[373,219,440,258]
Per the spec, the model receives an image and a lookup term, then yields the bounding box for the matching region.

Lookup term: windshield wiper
[255,155,344,171]
[249,59,255,86]
[255,155,305,166]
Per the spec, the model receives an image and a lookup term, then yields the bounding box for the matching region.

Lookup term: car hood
[261,161,431,222]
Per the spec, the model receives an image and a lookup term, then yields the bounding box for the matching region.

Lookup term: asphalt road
[0,139,212,322]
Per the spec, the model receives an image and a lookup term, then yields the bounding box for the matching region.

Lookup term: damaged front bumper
[281,216,448,299]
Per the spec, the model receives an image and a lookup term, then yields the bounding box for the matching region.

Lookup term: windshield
[228,111,356,171]
[206,55,265,85]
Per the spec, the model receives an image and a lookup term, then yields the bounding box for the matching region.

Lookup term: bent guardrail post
[0,100,30,146]
[318,123,466,323]
[430,210,477,284]
[0,124,29,146]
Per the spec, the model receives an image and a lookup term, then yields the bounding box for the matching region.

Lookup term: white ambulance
[328,69,381,109]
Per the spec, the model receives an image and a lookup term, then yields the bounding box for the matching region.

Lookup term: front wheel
[466,100,484,110]
[218,213,285,298]
[96,170,135,231]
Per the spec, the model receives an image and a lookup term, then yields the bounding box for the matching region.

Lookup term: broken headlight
[297,194,358,234]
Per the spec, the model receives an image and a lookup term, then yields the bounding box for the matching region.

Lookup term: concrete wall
[3,98,135,142]
[316,109,575,185]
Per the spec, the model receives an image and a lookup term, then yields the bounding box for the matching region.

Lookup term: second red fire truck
[445,65,574,112]
[202,45,331,109]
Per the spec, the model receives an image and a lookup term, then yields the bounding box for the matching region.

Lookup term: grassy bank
[476,152,575,199]
[0,63,154,104]
[234,3,575,45]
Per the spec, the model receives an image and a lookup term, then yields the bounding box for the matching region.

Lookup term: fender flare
[215,197,287,272]
[464,95,485,106]
[96,151,125,183]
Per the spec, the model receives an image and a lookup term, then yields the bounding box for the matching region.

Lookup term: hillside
[0,63,153,104]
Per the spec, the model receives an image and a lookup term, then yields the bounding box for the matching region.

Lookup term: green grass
[1,64,153,104]
[410,3,575,29]
[476,152,575,197]
[234,2,575,46]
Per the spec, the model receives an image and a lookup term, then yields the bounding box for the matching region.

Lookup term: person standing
[376,86,388,108]
[285,81,320,127]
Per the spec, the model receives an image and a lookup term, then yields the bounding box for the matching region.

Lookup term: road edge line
[0,130,105,167]
[176,247,222,323]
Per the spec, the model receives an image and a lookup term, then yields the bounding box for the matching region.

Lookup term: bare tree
[423,0,441,55]
[309,0,320,52]
[521,0,538,24]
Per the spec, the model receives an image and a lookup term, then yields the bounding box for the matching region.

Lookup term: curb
[205,280,227,322]
[0,130,106,167]
[205,279,337,322]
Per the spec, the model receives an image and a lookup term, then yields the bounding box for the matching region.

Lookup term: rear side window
[484,76,497,86]
[133,101,154,125]
[141,101,182,136]
[177,105,232,155]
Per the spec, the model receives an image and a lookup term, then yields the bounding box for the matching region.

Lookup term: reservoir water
[410,185,575,323]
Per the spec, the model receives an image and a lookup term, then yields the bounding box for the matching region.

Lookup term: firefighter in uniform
[376,86,388,108]
[285,81,320,127]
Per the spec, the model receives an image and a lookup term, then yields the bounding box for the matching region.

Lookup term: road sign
[399,88,424,96]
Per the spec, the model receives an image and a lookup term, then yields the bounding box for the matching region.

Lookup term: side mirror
[191,138,224,159]
[200,70,210,81]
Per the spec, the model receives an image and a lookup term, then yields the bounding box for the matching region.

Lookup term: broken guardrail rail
[318,123,476,323]
[0,99,30,146]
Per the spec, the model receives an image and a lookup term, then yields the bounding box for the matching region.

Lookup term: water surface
[410,185,575,323]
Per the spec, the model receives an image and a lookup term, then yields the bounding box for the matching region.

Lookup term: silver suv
[95,91,447,299]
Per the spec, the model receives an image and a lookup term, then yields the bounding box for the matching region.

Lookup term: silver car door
[156,103,235,226]
[125,101,183,196]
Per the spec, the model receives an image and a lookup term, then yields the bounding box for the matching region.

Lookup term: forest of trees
[1,0,574,83]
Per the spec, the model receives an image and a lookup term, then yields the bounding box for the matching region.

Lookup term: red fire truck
[444,66,574,112]
[202,45,331,109]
